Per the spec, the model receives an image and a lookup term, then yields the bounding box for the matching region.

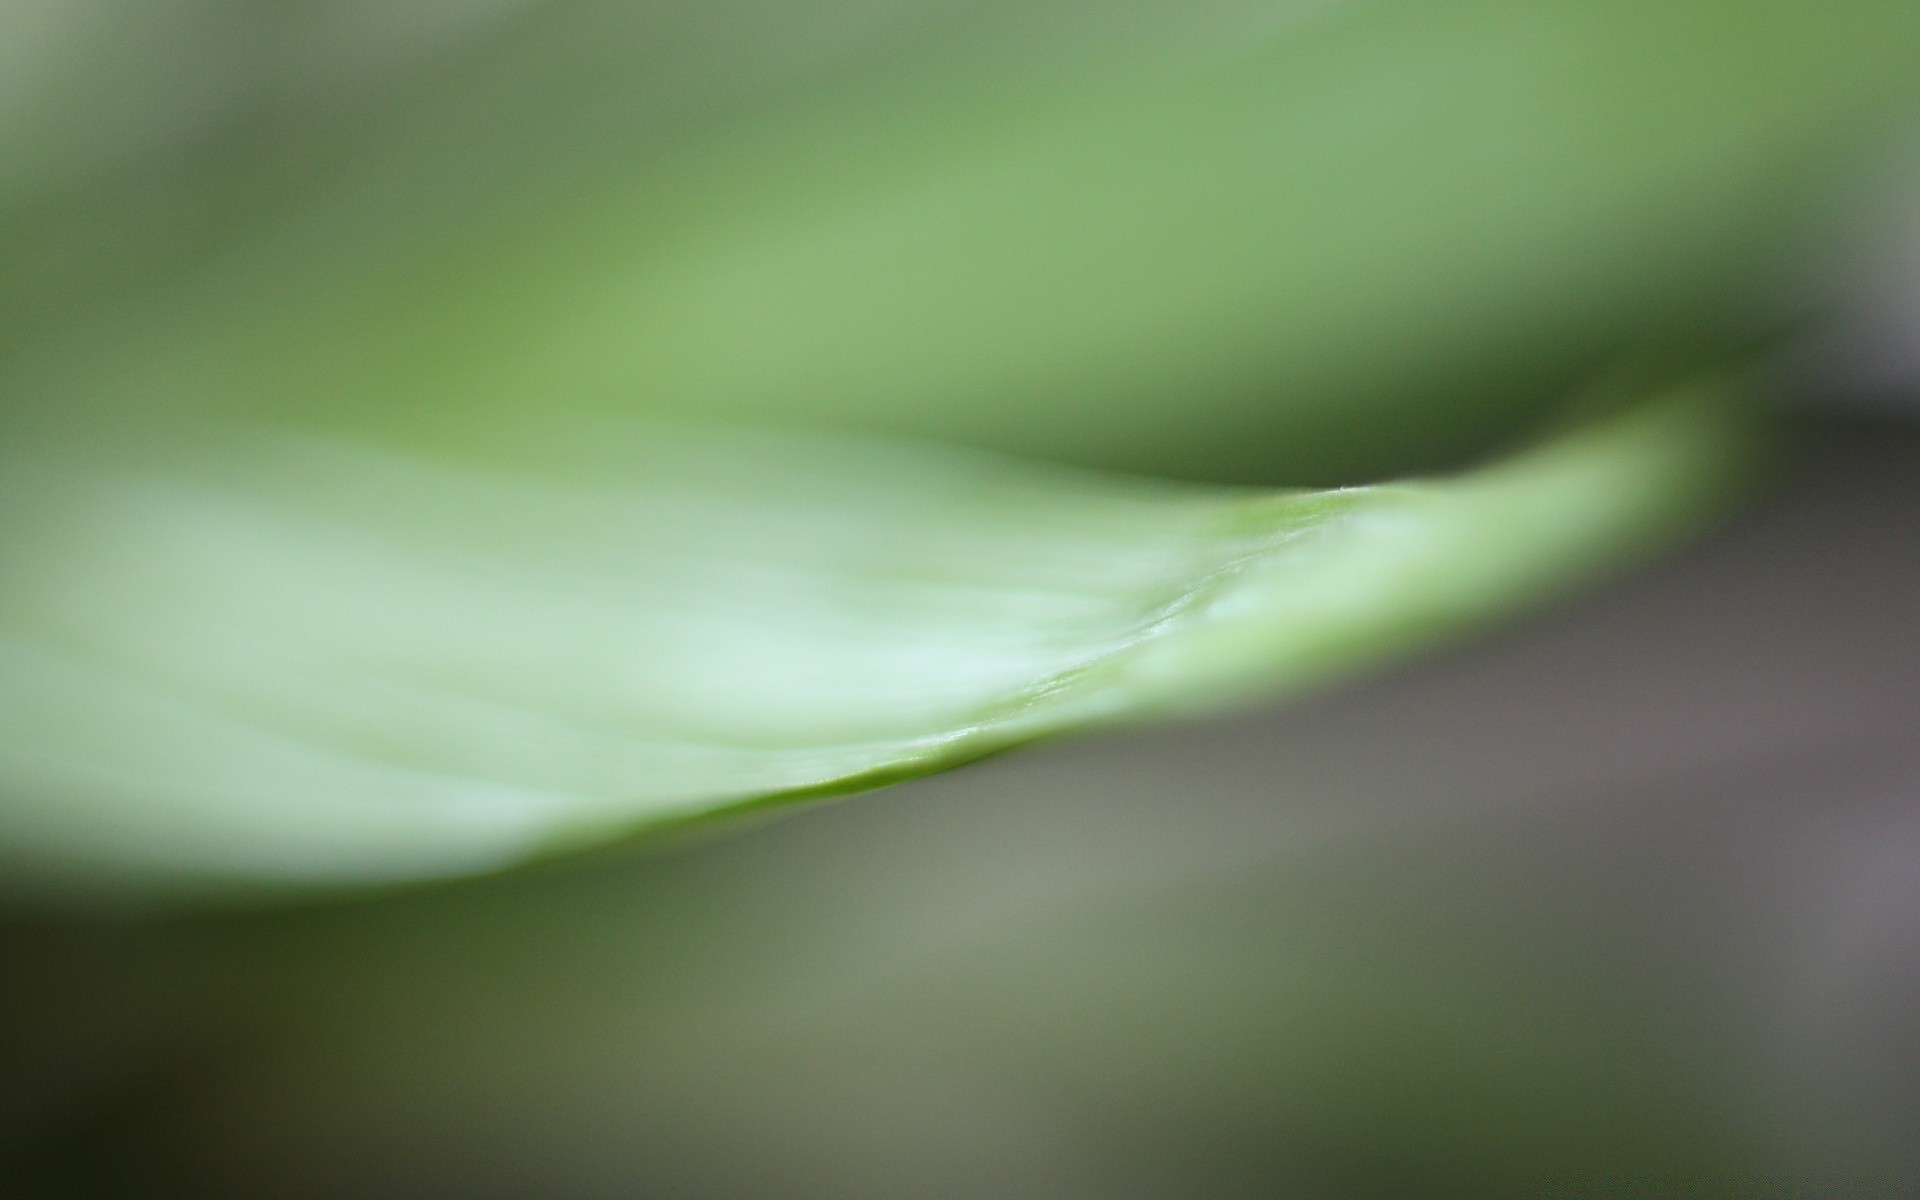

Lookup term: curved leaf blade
[0,382,1752,904]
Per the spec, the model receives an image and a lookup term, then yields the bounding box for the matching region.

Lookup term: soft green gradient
[0,383,1749,903]
[8,2,1915,482]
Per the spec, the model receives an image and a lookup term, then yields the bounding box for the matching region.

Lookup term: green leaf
[0,381,1753,905]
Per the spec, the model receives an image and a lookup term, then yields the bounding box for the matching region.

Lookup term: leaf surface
[0,384,1751,903]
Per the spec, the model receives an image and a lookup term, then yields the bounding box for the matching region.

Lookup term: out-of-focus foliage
[0,0,536,342]
[1,1,1912,903]
[11,1,1918,480]
[4,0,1920,1195]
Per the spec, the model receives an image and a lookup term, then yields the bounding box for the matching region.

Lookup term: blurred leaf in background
[14,1,1919,479]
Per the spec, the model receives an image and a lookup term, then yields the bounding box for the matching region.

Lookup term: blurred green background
[5,1,1920,1194]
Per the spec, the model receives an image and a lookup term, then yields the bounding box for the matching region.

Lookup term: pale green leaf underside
[0,385,1748,903]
